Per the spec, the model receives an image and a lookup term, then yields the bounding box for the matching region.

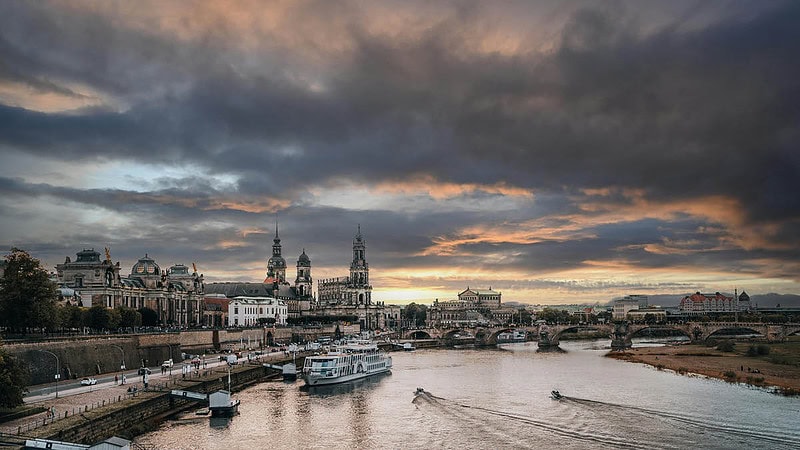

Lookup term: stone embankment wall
[7,325,348,385]
[7,336,180,385]
[39,364,273,445]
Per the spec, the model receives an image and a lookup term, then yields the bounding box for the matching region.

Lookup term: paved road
[23,351,292,403]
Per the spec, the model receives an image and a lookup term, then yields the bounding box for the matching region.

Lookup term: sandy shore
[607,344,800,395]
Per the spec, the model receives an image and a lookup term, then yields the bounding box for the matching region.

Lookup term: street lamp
[166,343,175,376]
[110,344,125,384]
[35,349,59,399]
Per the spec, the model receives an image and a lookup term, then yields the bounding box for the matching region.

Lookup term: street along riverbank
[606,339,800,395]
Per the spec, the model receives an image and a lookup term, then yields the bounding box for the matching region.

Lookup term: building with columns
[427,287,513,327]
[55,249,205,326]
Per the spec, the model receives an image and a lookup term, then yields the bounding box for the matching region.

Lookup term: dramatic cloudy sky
[1,0,798,305]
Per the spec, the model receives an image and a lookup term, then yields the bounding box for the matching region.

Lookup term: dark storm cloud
[2,1,796,225]
[1,1,799,297]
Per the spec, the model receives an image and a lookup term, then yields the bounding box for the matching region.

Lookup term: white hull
[303,366,390,386]
[302,340,392,387]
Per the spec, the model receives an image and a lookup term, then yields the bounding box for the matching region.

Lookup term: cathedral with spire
[205,222,395,329]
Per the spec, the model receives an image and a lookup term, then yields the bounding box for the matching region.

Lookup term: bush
[746,344,771,356]
[722,370,737,380]
[716,341,735,352]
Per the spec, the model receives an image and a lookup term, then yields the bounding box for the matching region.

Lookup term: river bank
[607,342,800,395]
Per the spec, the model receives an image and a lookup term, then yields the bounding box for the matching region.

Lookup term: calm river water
[135,340,800,449]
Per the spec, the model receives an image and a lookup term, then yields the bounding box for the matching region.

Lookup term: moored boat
[209,390,240,417]
[302,340,392,386]
[282,363,297,381]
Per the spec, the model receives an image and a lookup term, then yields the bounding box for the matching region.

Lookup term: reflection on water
[136,340,800,450]
[302,371,391,397]
[208,416,232,430]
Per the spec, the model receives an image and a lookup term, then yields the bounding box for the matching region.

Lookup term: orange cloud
[374,175,534,200]
[108,191,289,213]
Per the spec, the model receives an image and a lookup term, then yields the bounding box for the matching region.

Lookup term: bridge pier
[611,322,632,350]
[537,329,560,349]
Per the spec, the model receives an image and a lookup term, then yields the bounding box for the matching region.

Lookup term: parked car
[80,377,97,386]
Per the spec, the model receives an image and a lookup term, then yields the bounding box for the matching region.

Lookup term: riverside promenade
[0,350,298,443]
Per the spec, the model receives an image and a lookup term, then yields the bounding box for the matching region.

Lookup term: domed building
[57,249,204,327]
[207,223,315,320]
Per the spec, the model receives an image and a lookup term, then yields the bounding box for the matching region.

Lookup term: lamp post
[166,343,174,377]
[110,344,125,384]
[35,349,60,399]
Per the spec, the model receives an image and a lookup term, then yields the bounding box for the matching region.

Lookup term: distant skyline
[1,1,798,305]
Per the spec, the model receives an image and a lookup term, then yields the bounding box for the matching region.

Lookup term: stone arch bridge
[403,322,800,349]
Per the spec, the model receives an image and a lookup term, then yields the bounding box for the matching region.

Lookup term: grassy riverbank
[607,337,800,395]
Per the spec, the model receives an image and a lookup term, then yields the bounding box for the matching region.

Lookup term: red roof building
[679,292,735,314]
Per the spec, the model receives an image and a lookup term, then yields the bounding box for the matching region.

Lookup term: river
[134,340,800,449]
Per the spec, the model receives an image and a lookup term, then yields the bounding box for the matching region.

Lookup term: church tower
[295,249,312,298]
[266,222,287,283]
[349,225,371,305]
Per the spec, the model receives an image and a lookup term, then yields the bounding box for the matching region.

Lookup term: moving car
[80,377,98,386]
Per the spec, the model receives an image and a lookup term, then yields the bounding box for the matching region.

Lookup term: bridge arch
[706,327,764,339]
[484,328,523,345]
[550,325,611,345]
[442,329,469,339]
[628,326,691,340]
[409,330,432,340]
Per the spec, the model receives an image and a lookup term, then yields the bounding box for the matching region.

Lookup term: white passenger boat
[302,341,392,386]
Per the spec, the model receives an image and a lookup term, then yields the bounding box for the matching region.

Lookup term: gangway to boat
[170,389,208,402]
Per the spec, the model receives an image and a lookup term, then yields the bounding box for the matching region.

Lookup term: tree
[518,309,533,326]
[138,307,159,326]
[86,306,113,330]
[0,340,28,407]
[538,307,571,324]
[118,307,142,329]
[402,303,428,327]
[0,248,58,332]
[57,304,85,329]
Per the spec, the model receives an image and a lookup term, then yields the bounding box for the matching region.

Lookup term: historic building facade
[427,287,512,327]
[205,223,314,320]
[227,296,288,327]
[679,291,751,315]
[210,224,392,330]
[55,249,205,326]
[318,225,372,307]
[310,225,391,330]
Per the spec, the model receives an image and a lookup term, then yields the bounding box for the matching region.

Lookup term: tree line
[0,248,163,333]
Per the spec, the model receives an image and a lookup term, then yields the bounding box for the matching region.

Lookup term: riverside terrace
[401,322,800,348]
[0,350,304,446]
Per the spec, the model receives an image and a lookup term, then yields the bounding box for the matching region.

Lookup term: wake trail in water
[413,390,659,449]
[565,396,800,448]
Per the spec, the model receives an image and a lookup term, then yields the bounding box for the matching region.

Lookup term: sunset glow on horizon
[1,1,798,305]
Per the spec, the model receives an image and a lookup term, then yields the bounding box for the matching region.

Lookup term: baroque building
[55,248,204,326]
[318,225,372,307]
[427,287,513,327]
[311,225,390,330]
[205,222,314,319]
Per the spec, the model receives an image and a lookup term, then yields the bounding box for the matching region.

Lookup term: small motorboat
[550,390,562,400]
